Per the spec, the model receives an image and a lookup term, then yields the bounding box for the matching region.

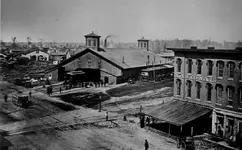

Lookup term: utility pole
[99,95,101,112]
[140,105,143,127]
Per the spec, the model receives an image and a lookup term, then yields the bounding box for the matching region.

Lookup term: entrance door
[58,67,65,81]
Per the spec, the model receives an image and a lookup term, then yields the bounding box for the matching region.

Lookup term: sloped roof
[146,100,212,126]
[99,48,165,68]
[84,32,101,37]
[46,47,166,73]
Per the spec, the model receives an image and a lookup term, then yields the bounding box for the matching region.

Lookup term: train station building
[45,32,171,84]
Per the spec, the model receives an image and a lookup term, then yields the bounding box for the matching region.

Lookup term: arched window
[187,59,193,74]
[176,79,182,96]
[93,39,97,46]
[186,80,192,98]
[195,82,201,99]
[217,61,224,77]
[176,58,182,72]
[206,83,212,101]
[207,60,213,76]
[227,86,234,106]
[239,87,242,104]
[215,84,223,104]
[239,63,242,80]
[197,60,202,74]
[227,61,235,78]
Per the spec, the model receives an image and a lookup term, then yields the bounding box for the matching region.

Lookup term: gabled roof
[22,48,48,55]
[46,47,165,73]
[138,37,149,41]
[84,31,101,37]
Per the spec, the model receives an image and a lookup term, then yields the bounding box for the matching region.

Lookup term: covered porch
[142,100,212,137]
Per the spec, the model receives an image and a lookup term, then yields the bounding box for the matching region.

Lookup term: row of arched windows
[176,79,242,106]
[176,58,242,79]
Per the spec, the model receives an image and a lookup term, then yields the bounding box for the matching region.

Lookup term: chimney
[122,56,125,63]
[104,38,107,48]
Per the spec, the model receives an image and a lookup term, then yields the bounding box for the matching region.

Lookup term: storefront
[212,108,242,140]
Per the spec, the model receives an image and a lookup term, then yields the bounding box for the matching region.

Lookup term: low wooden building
[22,49,49,61]
[45,32,168,85]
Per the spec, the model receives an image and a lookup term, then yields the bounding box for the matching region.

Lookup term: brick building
[168,46,242,139]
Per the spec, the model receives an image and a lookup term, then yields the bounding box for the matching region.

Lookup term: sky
[1,0,242,43]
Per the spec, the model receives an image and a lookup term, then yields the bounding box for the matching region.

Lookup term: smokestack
[104,38,107,48]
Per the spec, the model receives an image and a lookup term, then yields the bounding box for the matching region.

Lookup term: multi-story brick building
[167,46,242,139]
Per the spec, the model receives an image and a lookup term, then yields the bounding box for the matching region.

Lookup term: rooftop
[137,37,149,41]
[84,31,101,38]
[167,47,242,53]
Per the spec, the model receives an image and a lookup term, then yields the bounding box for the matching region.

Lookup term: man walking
[105,111,108,121]
[144,139,149,150]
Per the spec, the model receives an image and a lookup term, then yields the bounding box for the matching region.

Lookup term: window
[177,58,182,72]
[240,63,242,80]
[88,39,92,46]
[217,61,224,77]
[227,118,234,136]
[216,84,223,104]
[88,57,91,67]
[143,42,146,48]
[98,59,102,69]
[187,80,192,98]
[177,79,182,96]
[239,122,242,132]
[187,59,192,74]
[207,60,213,76]
[227,86,234,106]
[196,82,201,99]
[207,83,212,101]
[227,62,235,78]
[93,39,96,46]
[197,60,202,74]
[240,88,242,104]
[141,43,143,48]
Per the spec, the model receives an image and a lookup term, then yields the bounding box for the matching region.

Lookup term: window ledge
[195,98,200,101]
[239,80,242,83]
[206,101,212,103]
[217,77,223,80]
[196,74,202,77]
[238,108,242,110]
[227,78,234,81]
[207,75,212,78]
[215,103,222,106]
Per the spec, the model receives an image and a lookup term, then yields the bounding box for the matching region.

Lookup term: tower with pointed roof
[84,31,101,51]
[138,37,149,51]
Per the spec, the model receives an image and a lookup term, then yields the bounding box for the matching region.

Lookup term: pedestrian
[59,87,62,93]
[29,91,32,97]
[144,139,149,150]
[106,111,108,121]
[4,93,8,102]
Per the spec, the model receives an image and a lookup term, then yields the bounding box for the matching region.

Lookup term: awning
[142,66,168,72]
[163,64,174,68]
[146,100,212,126]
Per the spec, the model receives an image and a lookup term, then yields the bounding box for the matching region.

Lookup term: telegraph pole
[99,95,101,112]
